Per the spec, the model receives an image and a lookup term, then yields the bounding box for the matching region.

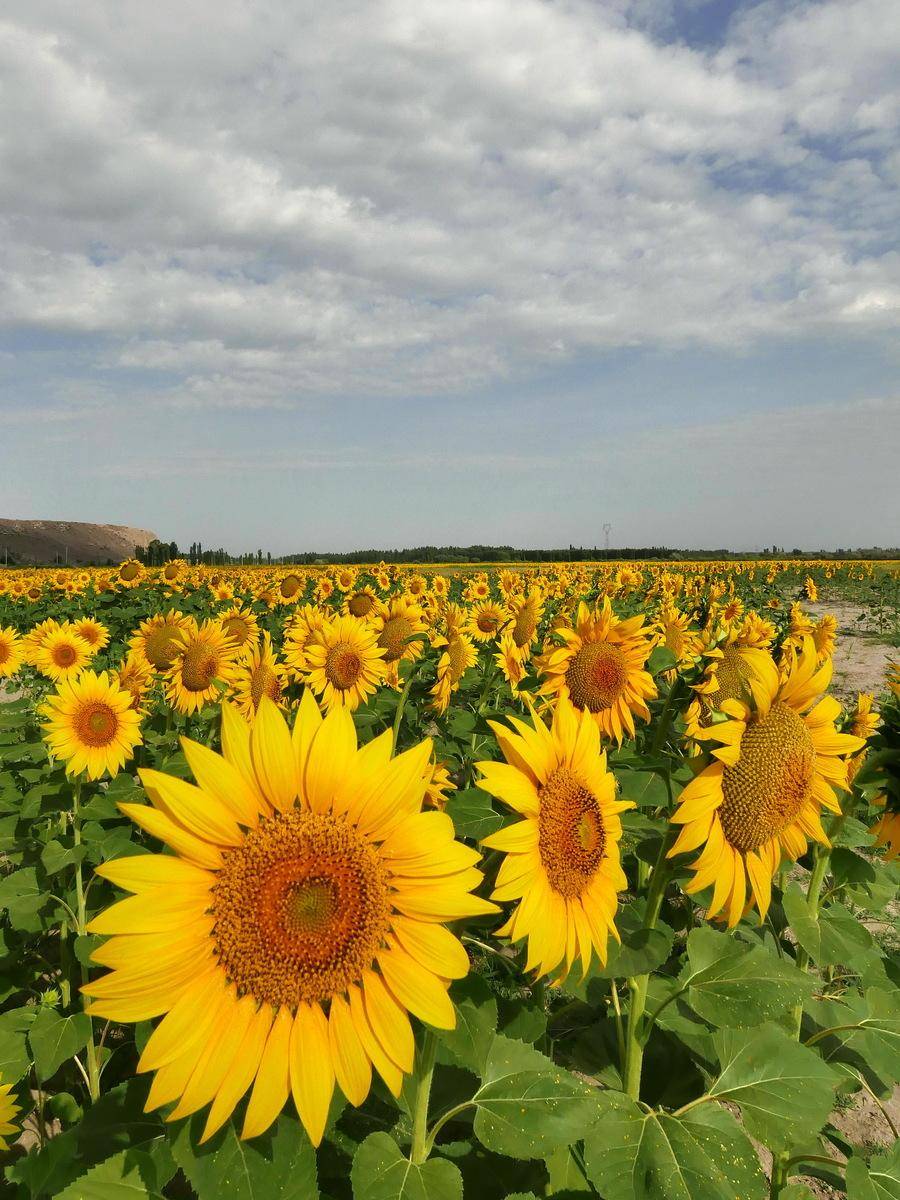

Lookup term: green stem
[770,1151,789,1199]
[391,669,416,752]
[410,1030,437,1164]
[650,677,683,756]
[791,820,842,1038]
[623,826,677,1099]
[72,779,101,1103]
[423,1101,476,1159]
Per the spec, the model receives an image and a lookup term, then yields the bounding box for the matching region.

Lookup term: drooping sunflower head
[685,642,779,740]
[429,630,477,714]
[653,603,702,669]
[508,588,544,654]
[84,697,495,1146]
[164,620,240,715]
[34,627,94,682]
[494,633,527,696]
[279,573,306,603]
[478,698,632,982]
[229,633,290,719]
[0,627,23,679]
[538,598,657,744]
[283,605,330,679]
[303,615,387,712]
[812,614,837,662]
[41,669,143,779]
[670,638,865,927]
[0,1076,21,1152]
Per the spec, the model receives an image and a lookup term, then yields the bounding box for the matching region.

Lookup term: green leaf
[618,771,669,808]
[169,1112,318,1200]
[0,1026,30,1082]
[41,839,87,875]
[648,647,679,675]
[588,900,674,981]
[583,1091,766,1200]
[846,1141,900,1200]
[439,976,498,1075]
[807,988,900,1086]
[0,866,48,930]
[28,1007,92,1082]
[445,788,503,839]
[351,1132,462,1200]
[782,885,874,967]
[472,1036,601,1159]
[678,927,814,1027]
[708,1023,836,1152]
[55,1142,175,1199]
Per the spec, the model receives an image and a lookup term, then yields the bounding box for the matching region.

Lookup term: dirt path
[806,601,895,700]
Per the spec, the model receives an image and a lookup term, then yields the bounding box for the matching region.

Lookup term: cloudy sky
[2,0,898,552]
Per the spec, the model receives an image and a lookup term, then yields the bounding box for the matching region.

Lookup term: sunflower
[303,616,386,712]
[334,568,357,594]
[812,614,837,662]
[34,627,94,682]
[0,627,23,679]
[467,601,507,644]
[130,611,194,674]
[279,573,307,604]
[424,759,456,809]
[507,588,544,656]
[429,631,477,715]
[684,640,779,741]
[653,604,702,670]
[42,670,143,779]
[114,653,153,711]
[669,639,864,927]
[218,606,260,657]
[162,558,188,585]
[83,697,495,1145]
[284,605,330,680]
[478,699,631,981]
[342,586,378,621]
[538,598,657,744]
[165,620,240,715]
[495,633,527,698]
[872,805,900,860]
[229,634,290,719]
[803,577,819,602]
[72,617,110,654]
[373,598,427,686]
[0,1076,20,1151]
[116,558,146,588]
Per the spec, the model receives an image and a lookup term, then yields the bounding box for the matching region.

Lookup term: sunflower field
[0,557,898,1200]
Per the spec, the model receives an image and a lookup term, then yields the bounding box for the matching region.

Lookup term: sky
[1,0,899,553]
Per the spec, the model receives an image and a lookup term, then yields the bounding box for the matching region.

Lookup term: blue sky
[2,0,899,553]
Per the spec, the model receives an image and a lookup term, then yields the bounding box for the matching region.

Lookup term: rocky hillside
[0,520,158,566]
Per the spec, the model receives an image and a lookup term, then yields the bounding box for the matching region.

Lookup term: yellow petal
[241,1004,293,1139]
[328,994,371,1107]
[250,698,298,813]
[290,1002,335,1146]
[377,948,456,1030]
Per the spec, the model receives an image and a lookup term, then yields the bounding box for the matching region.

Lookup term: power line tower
[603,523,612,553]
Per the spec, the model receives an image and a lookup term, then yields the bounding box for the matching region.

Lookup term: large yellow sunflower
[33,627,94,682]
[0,627,23,679]
[507,588,544,657]
[0,1076,20,1151]
[478,699,631,981]
[669,639,864,927]
[164,620,240,715]
[116,558,146,589]
[41,670,143,779]
[72,618,110,654]
[283,605,330,680]
[684,639,779,740]
[538,598,657,743]
[373,598,427,686]
[129,611,194,674]
[302,616,386,712]
[467,601,507,644]
[84,697,495,1145]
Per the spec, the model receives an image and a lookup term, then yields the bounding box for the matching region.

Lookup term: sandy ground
[807,600,895,699]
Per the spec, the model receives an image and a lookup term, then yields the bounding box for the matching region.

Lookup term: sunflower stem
[791,812,844,1038]
[392,668,416,753]
[72,778,102,1103]
[769,1151,790,1198]
[623,825,677,1099]
[410,1029,437,1164]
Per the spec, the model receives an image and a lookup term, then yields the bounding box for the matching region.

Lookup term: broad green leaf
[0,1027,30,1082]
[351,1132,462,1200]
[498,999,547,1046]
[782,884,873,967]
[439,975,498,1074]
[170,1112,318,1200]
[583,1091,766,1200]
[678,927,814,1027]
[55,1142,175,1200]
[846,1141,900,1200]
[618,770,669,808]
[709,1023,836,1152]
[41,839,87,875]
[445,788,503,839]
[807,988,900,1086]
[28,1007,92,1082]
[589,900,674,981]
[648,647,679,675]
[0,866,47,930]
[545,1145,593,1195]
[472,1036,601,1159]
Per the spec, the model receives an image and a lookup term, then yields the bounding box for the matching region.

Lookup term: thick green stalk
[791,812,844,1037]
[769,1152,789,1199]
[391,669,416,752]
[72,780,101,1102]
[410,1030,438,1164]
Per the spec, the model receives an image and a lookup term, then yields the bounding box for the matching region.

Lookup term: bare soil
[0,519,158,567]
[806,601,895,699]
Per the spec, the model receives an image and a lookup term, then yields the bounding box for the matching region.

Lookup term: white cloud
[1,0,898,403]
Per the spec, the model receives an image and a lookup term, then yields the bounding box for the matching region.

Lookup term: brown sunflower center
[538,768,606,897]
[221,616,251,644]
[120,563,141,582]
[703,646,750,715]
[513,603,538,648]
[477,611,500,634]
[250,663,282,709]
[564,641,627,712]
[280,576,302,599]
[348,592,375,618]
[143,625,184,670]
[211,811,390,1007]
[325,643,363,690]
[448,636,469,681]
[53,643,79,668]
[180,644,219,692]
[164,563,179,580]
[0,641,10,665]
[74,702,119,748]
[719,702,816,853]
[378,616,413,662]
